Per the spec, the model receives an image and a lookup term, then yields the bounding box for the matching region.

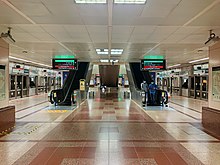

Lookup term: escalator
[128,63,168,106]
[50,62,89,106]
[129,62,152,89]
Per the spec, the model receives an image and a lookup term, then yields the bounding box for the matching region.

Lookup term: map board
[0,65,6,101]
[212,66,220,101]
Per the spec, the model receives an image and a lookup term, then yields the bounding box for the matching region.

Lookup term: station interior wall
[209,41,220,110]
[99,65,120,87]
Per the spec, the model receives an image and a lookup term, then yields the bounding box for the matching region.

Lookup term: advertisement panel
[80,79,85,91]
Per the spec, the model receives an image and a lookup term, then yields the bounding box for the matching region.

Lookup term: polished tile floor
[1,90,219,165]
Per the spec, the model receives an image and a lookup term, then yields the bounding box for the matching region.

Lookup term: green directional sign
[54,55,75,59]
[55,59,75,63]
[144,55,164,60]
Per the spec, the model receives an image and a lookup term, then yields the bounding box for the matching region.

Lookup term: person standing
[149,81,158,104]
[141,81,148,104]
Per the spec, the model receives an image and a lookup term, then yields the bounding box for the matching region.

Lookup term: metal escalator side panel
[129,63,144,90]
[50,89,64,104]
[61,62,90,105]
[49,69,78,105]
[85,63,93,90]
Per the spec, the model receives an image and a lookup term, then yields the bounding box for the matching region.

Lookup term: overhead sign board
[12,67,24,74]
[52,59,78,70]
[140,59,166,71]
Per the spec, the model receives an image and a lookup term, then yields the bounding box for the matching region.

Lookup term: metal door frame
[189,76,195,98]
[9,74,16,99]
[201,75,208,100]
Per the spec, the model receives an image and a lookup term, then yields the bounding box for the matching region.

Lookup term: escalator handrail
[62,70,76,93]
[49,90,54,104]
[127,64,142,93]
[58,68,78,104]
[54,62,89,104]
[129,63,143,90]
[50,68,78,104]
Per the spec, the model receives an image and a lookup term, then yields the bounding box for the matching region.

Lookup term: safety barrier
[88,91,95,99]
[124,91,130,99]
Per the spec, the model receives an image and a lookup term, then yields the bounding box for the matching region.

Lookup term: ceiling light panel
[96,48,123,55]
[96,48,109,55]
[110,59,119,63]
[97,52,108,55]
[111,49,123,55]
[75,0,107,4]
[114,0,147,4]
[100,59,109,62]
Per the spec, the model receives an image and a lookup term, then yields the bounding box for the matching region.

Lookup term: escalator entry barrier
[71,92,77,104]
[147,89,169,106]
[49,91,55,104]
[124,91,130,99]
[142,91,147,106]
[88,91,95,99]
[49,62,89,106]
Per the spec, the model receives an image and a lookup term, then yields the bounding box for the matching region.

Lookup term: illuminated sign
[141,59,166,70]
[54,55,75,59]
[52,59,78,70]
[144,55,164,60]
[12,67,24,74]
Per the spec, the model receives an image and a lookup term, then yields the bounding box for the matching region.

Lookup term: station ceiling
[1,0,220,67]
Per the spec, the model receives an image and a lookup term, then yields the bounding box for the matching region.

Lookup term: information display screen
[52,59,78,70]
[141,59,166,70]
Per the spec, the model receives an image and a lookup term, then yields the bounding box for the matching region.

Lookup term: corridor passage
[1,90,220,165]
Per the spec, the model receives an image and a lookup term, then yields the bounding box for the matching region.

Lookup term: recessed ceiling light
[96,49,108,55]
[111,49,123,52]
[97,52,108,55]
[110,59,119,63]
[167,64,181,68]
[111,49,123,55]
[189,57,209,63]
[75,0,107,4]
[9,56,51,68]
[114,0,147,4]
